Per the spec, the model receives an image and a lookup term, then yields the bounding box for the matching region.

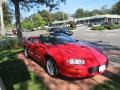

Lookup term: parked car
[23,33,108,78]
[48,27,73,36]
[12,29,17,35]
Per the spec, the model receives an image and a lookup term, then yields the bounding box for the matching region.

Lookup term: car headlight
[67,59,85,65]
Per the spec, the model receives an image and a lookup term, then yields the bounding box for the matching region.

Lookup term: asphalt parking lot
[73,26,120,47]
[73,26,120,67]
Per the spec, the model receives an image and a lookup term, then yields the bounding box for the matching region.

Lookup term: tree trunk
[15,1,23,43]
[0,2,5,37]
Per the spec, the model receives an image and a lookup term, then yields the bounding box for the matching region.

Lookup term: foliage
[91,26,106,30]
[104,24,120,30]
[53,11,68,21]
[90,9,103,16]
[21,15,45,30]
[0,38,21,51]
[39,10,54,26]
[73,6,112,18]
[10,0,66,11]
[101,5,112,14]
[112,0,120,14]
[73,8,85,18]
[21,18,34,30]
[91,24,120,30]
[32,15,45,28]
[3,3,13,26]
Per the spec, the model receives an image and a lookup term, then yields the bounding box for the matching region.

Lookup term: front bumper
[59,61,108,78]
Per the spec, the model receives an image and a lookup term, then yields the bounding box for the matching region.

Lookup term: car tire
[24,47,30,58]
[46,57,58,77]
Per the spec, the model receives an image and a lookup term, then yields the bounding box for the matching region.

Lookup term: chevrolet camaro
[23,33,108,78]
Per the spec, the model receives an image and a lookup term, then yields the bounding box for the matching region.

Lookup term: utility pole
[0,0,5,37]
[62,10,65,27]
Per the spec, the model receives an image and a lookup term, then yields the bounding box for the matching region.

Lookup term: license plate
[99,65,105,72]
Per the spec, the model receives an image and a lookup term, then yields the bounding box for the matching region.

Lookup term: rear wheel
[46,57,58,77]
[24,48,30,58]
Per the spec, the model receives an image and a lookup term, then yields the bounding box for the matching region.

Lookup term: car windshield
[57,28,69,32]
[49,33,76,44]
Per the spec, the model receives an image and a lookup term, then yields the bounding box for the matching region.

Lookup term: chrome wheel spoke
[47,60,54,75]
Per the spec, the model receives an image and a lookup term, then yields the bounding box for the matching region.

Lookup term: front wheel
[46,57,58,77]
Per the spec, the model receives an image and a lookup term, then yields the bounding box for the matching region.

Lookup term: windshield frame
[49,33,76,44]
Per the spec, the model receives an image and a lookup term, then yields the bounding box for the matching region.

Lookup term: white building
[52,14,120,26]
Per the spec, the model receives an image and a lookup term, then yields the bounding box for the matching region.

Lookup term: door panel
[34,43,46,64]
[27,42,35,55]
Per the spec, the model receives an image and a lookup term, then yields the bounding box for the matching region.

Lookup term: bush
[91,24,120,30]
[0,38,21,51]
[103,24,120,30]
[91,26,106,30]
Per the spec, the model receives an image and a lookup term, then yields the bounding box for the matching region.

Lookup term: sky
[20,0,119,18]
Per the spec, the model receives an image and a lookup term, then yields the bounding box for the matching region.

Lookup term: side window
[28,38,33,42]
[40,35,49,43]
[28,38,39,43]
[33,38,39,43]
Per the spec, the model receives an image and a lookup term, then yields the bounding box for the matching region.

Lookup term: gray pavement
[73,26,120,47]
[73,26,120,67]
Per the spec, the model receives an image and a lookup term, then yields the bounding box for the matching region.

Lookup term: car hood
[52,41,107,66]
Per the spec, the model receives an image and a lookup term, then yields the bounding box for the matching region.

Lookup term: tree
[10,0,66,42]
[90,9,102,16]
[21,18,34,30]
[53,11,68,21]
[101,5,112,14]
[84,10,91,17]
[32,15,45,28]
[73,8,84,18]
[3,3,13,26]
[22,15,45,30]
[39,10,54,26]
[112,0,120,14]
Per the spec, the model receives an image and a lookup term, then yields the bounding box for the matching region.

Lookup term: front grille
[88,67,99,73]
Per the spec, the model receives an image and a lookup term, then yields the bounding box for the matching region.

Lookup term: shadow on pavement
[91,70,120,90]
[102,70,120,83]
[0,60,30,90]
[90,40,120,51]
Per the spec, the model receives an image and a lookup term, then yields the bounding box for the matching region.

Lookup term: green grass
[0,48,48,90]
[0,48,23,63]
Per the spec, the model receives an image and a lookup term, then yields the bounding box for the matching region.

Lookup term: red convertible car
[23,33,108,78]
